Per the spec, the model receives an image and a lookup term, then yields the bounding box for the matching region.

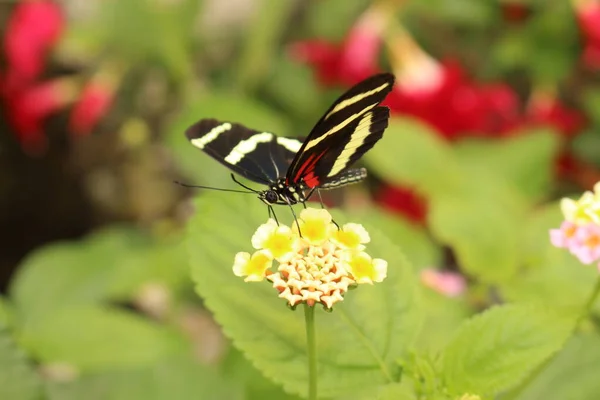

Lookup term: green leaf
[415,290,471,354]
[164,92,289,187]
[0,328,42,400]
[453,129,559,202]
[503,334,600,400]
[345,382,418,400]
[441,304,574,397]
[305,0,369,40]
[364,117,462,196]
[263,57,323,123]
[428,190,522,283]
[0,296,12,328]
[222,348,302,400]
[572,128,600,168]
[46,355,244,400]
[10,227,148,324]
[20,306,187,371]
[187,192,423,398]
[236,0,296,90]
[499,202,598,310]
[582,89,600,127]
[108,237,191,299]
[353,207,441,270]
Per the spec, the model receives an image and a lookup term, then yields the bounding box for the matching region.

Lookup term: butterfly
[182,73,395,221]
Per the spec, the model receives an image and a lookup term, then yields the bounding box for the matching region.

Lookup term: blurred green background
[2,0,600,399]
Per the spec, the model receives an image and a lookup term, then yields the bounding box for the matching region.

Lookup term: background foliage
[1,0,600,399]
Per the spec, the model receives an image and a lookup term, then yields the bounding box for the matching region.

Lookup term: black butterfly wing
[185,119,299,184]
[285,73,395,188]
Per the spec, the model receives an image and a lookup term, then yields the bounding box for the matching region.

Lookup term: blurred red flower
[525,92,586,137]
[69,80,115,137]
[500,2,534,23]
[5,79,76,153]
[2,0,64,93]
[375,184,428,224]
[574,0,600,69]
[288,5,387,86]
[386,55,520,140]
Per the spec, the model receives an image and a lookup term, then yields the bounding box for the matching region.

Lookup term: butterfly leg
[268,205,279,225]
[315,189,326,209]
[287,203,302,237]
[314,189,340,229]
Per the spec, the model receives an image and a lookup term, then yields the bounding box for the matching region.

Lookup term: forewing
[186,119,289,184]
[294,106,390,188]
[286,73,395,184]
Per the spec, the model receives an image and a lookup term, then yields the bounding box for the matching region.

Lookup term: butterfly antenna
[230,174,261,193]
[173,180,256,194]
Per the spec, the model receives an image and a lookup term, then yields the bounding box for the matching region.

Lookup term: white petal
[372,259,388,282]
[232,252,251,277]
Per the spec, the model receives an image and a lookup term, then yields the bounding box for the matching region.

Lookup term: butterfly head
[259,188,280,205]
[258,178,306,205]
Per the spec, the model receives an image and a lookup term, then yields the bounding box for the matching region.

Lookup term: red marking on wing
[291,150,327,187]
[303,171,321,187]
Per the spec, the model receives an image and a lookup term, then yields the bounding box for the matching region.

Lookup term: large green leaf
[366,118,527,283]
[364,118,462,196]
[46,355,243,400]
[0,328,42,400]
[353,207,441,270]
[504,334,600,400]
[10,227,148,324]
[500,202,598,310]
[427,187,523,283]
[164,92,289,187]
[453,129,559,202]
[187,193,423,398]
[414,290,471,354]
[20,306,188,372]
[440,304,574,397]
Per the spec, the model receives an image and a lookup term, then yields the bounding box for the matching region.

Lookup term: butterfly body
[185,73,395,208]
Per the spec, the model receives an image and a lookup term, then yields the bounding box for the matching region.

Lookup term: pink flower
[572,223,600,264]
[2,0,64,91]
[420,269,466,297]
[549,220,579,248]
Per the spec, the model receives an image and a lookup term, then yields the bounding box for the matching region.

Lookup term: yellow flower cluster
[232,208,387,309]
[560,182,600,225]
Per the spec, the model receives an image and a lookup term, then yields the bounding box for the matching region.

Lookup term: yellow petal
[561,196,594,225]
[331,223,370,249]
[251,219,278,249]
[232,250,272,282]
[345,252,388,284]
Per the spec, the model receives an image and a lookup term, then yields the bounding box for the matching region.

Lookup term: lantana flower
[420,268,466,297]
[233,208,388,309]
[550,182,600,270]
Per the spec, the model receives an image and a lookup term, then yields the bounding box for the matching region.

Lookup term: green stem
[304,304,318,400]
